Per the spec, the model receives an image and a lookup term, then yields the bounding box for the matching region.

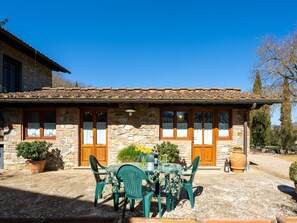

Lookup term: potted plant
[230,146,246,173]
[289,161,297,193]
[16,141,52,174]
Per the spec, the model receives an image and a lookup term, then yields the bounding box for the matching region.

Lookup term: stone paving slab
[0,166,296,221]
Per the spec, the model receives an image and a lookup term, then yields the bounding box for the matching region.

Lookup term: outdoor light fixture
[125,104,136,116]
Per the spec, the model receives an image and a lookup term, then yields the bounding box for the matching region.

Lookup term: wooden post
[244,111,248,171]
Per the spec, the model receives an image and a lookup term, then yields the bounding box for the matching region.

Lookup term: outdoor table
[105,162,183,212]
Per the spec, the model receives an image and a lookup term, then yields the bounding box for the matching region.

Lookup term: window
[218,111,231,139]
[193,111,215,145]
[82,111,107,145]
[161,111,188,139]
[2,54,22,92]
[25,110,56,139]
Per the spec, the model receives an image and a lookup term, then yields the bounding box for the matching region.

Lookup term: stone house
[0,27,281,170]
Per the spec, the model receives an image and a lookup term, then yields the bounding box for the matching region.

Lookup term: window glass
[2,54,22,92]
[83,112,93,144]
[27,112,40,137]
[162,111,174,137]
[43,111,56,137]
[96,112,106,144]
[218,111,229,137]
[194,112,202,144]
[176,111,188,137]
[204,112,213,144]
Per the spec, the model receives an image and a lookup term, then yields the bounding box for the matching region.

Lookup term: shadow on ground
[0,185,164,221]
[277,185,297,202]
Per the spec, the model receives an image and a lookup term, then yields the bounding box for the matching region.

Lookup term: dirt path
[248,153,292,180]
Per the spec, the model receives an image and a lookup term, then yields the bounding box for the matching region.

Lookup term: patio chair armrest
[92,169,109,176]
[183,164,193,171]
[147,177,159,185]
[181,172,195,177]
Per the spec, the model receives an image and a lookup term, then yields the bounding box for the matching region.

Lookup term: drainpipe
[244,103,256,171]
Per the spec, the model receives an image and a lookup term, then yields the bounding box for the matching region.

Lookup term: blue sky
[1,0,297,124]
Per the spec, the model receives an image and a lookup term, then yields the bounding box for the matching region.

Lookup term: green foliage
[16,141,52,161]
[253,71,262,94]
[251,112,270,148]
[153,141,180,163]
[250,71,271,147]
[280,77,295,152]
[289,161,297,183]
[117,144,141,162]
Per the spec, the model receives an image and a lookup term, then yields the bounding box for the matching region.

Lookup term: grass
[278,155,297,162]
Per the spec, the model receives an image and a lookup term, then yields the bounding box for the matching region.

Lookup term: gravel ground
[249,153,292,180]
[0,162,296,221]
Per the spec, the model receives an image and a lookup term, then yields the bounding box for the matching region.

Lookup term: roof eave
[0,28,71,74]
[0,98,283,104]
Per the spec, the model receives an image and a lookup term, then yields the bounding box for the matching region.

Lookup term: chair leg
[171,196,175,210]
[184,184,194,208]
[130,199,135,211]
[122,196,128,220]
[143,196,152,218]
[94,183,105,207]
[113,192,120,211]
[157,194,162,217]
[165,193,172,211]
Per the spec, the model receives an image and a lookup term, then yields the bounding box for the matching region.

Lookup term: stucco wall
[0,40,52,92]
[2,106,249,170]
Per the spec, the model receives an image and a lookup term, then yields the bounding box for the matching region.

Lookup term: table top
[106,162,183,174]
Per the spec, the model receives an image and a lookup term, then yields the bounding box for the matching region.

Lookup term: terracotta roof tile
[0,87,282,104]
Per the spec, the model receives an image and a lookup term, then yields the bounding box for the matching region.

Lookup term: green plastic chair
[180,156,201,208]
[117,164,162,219]
[89,155,120,210]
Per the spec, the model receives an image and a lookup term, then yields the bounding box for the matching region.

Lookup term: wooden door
[192,111,216,166]
[80,111,108,166]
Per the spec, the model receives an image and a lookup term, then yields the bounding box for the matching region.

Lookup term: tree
[279,77,296,153]
[52,73,88,88]
[0,18,8,27]
[253,70,262,94]
[255,30,297,98]
[250,71,271,147]
[251,112,270,147]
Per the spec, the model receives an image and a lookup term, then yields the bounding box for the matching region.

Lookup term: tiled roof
[0,87,282,104]
[0,27,70,73]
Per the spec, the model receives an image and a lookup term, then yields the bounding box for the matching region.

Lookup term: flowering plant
[136,145,153,155]
[136,146,153,166]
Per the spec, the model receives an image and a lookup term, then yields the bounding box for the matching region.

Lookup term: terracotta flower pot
[27,160,46,174]
[230,150,246,173]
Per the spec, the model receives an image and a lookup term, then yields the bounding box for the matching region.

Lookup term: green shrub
[289,161,297,183]
[117,144,141,162]
[153,141,180,163]
[16,141,52,161]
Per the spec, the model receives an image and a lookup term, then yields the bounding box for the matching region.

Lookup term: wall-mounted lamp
[125,104,136,116]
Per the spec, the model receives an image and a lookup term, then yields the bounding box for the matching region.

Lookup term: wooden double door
[191,111,216,166]
[80,110,108,166]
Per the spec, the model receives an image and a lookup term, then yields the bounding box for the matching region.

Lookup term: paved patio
[0,161,296,221]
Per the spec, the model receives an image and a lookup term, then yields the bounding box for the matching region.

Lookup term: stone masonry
[2,105,249,170]
[0,41,52,92]
[3,108,79,170]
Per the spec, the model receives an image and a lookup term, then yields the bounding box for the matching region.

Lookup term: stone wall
[2,105,249,170]
[2,107,79,170]
[2,108,23,170]
[108,104,193,165]
[0,41,52,92]
[216,109,250,167]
